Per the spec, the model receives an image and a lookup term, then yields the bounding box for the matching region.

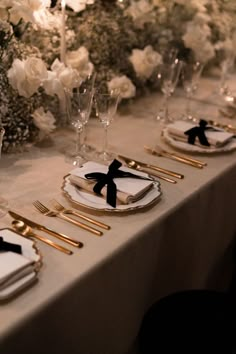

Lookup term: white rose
[31,107,56,135]
[8,57,47,98]
[108,76,136,99]
[66,0,94,12]
[66,47,94,79]
[129,45,162,80]
[43,71,64,100]
[58,66,81,91]
[24,57,48,86]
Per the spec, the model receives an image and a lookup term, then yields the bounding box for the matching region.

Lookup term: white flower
[9,0,56,28]
[66,0,95,13]
[126,0,154,28]
[108,76,136,99]
[66,47,94,80]
[182,19,215,63]
[129,46,162,80]
[43,59,81,100]
[31,107,56,134]
[7,57,48,98]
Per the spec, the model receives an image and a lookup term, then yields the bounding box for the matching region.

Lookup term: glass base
[96,150,116,164]
[155,109,173,125]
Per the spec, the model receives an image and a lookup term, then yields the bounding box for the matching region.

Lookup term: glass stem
[75,127,83,156]
[164,94,169,123]
[103,125,108,154]
[186,92,192,118]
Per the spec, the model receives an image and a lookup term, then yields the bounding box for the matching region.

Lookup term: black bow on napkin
[85,159,151,208]
[184,119,211,146]
[0,236,22,254]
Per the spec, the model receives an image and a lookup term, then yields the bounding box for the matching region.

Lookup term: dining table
[0,75,236,354]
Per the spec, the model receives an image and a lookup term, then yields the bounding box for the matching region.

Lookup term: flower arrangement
[1,0,236,152]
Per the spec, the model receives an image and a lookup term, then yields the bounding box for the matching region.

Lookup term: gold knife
[118,154,184,179]
[8,210,83,248]
[144,145,205,169]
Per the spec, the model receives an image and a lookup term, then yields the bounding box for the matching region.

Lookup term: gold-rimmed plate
[0,228,42,301]
[61,174,162,213]
[162,128,236,154]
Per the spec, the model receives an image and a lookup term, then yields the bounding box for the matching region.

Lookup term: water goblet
[66,88,94,166]
[95,90,120,163]
[181,61,204,121]
[155,59,183,125]
[219,52,235,100]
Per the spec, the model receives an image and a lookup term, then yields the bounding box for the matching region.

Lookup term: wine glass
[79,72,97,157]
[219,51,235,100]
[95,89,120,162]
[0,125,8,218]
[66,88,94,166]
[181,61,204,121]
[155,59,183,125]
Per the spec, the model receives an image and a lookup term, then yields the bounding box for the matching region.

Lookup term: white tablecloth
[0,77,236,354]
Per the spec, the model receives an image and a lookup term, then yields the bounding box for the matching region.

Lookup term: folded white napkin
[69,161,154,205]
[167,120,234,147]
[0,252,34,291]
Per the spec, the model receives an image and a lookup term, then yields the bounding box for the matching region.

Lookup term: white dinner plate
[162,128,236,154]
[0,228,42,301]
[62,175,162,213]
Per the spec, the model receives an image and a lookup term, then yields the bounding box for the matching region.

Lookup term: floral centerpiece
[1,0,236,152]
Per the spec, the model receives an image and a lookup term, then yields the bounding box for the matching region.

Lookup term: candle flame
[61,0,66,8]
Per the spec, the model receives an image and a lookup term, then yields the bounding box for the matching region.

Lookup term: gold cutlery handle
[32,233,73,255]
[140,167,176,184]
[165,153,203,169]
[58,213,103,236]
[170,153,206,166]
[146,164,184,179]
[39,226,83,248]
[69,211,110,230]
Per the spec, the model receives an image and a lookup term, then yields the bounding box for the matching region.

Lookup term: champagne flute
[155,59,183,125]
[95,89,120,162]
[181,61,204,121]
[79,72,97,157]
[66,89,94,166]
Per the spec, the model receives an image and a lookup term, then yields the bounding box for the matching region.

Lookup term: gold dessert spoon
[12,220,73,255]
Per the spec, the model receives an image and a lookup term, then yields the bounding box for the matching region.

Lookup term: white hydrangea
[108,76,136,99]
[126,0,154,28]
[129,46,162,80]
[31,107,56,135]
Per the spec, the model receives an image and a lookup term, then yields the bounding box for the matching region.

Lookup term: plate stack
[0,229,42,301]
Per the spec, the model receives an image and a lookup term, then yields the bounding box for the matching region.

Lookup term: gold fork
[50,199,110,230]
[33,200,103,237]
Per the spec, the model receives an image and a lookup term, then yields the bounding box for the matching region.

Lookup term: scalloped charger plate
[162,128,236,154]
[62,175,162,213]
[0,228,42,301]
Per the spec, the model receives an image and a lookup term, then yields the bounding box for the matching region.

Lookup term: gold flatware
[12,220,73,255]
[144,145,205,169]
[8,210,83,248]
[50,199,110,230]
[33,200,103,237]
[117,156,176,184]
[118,154,184,179]
[206,119,236,134]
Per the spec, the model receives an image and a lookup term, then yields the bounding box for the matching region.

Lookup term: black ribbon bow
[184,119,211,146]
[85,159,151,208]
[0,236,22,254]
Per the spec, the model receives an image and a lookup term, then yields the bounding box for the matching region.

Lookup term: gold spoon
[12,220,73,255]
[127,161,177,184]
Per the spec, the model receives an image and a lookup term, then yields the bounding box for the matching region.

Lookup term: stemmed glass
[79,72,97,157]
[181,61,204,121]
[95,89,120,162]
[219,51,235,100]
[155,59,183,125]
[66,88,94,166]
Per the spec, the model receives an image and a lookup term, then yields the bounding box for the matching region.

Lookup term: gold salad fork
[50,199,110,230]
[33,200,103,236]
